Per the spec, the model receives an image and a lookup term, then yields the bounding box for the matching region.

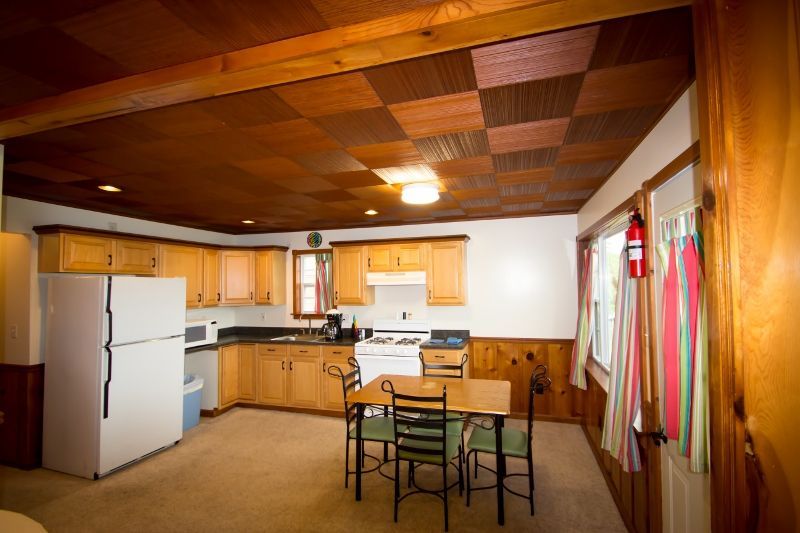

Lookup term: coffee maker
[322,310,343,341]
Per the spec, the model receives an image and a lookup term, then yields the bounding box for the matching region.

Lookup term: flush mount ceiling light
[241,220,255,224]
[364,209,378,216]
[97,185,122,192]
[401,182,439,205]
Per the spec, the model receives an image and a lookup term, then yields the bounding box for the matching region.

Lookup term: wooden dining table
[348,374,512,525]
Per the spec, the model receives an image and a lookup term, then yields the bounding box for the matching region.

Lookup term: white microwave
[185,319,218,348]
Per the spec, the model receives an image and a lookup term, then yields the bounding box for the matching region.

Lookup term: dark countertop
[421,330,470,350]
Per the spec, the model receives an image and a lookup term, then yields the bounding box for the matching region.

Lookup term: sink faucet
[298,315,312,335]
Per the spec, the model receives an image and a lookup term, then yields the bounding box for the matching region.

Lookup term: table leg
[356,403,363,501]
[496,414,505,525]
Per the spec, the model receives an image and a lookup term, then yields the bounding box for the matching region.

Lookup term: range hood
[366,271,426,286]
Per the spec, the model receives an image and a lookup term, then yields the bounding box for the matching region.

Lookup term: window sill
[290,313,326,320]
[586,358,610,393]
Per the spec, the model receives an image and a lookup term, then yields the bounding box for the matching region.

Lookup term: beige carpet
[0,409,625,532]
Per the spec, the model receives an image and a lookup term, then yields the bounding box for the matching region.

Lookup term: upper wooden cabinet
[202,248,220,307]
[159,244,204,308]
[333,246,373,306]
[367,243,424,272]
[220,250,254,305]
[426,241,467,305]
[255,250,286,305]
[38,231,157,275]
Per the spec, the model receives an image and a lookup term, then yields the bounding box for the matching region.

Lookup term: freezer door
[98,336,184,476]
[107,277,185,345]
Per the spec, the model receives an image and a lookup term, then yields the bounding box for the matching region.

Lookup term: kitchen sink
[269,334,328,342]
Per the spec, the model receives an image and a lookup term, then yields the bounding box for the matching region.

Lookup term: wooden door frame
[692,1,745,531]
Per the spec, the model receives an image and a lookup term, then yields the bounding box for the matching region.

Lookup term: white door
[108,277,185,344]
[98,336,183,475]
[650,162,710,533]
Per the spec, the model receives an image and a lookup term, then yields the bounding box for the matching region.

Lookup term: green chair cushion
[467,427,529,458]
[421,412,466,436]
[349,416,397,442]
[398,431,461,465]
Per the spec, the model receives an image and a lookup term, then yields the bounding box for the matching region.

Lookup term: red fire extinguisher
[627,208,646,278]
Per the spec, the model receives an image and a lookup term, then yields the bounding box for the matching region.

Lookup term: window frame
[291,248,333,319]
[590,222,628,371]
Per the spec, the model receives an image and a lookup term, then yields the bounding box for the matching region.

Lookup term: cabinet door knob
[197,293,201,303]
[368,258,371,267]
[151,257,156,268]
[217,292,220,302]
[267,291,270,301]
[107,254,112,266]
[322,363,326,372]
[335,291,338,301]
[290,361,293,371]
[281,361,285,370]
[250,291,253,300]
[428,289,432,300]
[397,257,400,267]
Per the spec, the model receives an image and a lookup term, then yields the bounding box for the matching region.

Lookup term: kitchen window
[591,224,627,371]
[292,249,333,319]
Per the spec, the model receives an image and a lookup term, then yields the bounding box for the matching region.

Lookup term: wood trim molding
[577,194,637,242]
[0,0,690,139]
[329,234,469,246]
[32,224,289,251]
[644,141,702,192]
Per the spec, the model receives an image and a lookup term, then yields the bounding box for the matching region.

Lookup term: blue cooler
[183,374,204,431]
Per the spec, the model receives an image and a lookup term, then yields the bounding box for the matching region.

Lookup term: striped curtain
[570,245,596,390]
[601,251,642,472]
[315,254,333,313]
[657,209,708,472]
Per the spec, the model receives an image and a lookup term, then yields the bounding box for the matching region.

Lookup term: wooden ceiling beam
[0,0,689,140]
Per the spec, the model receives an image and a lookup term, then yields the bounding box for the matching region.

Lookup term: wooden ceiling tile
[501,202,543,213]
[273,176,337,194]
[314,107,406,147]
[0,65,58,107]
[0,26,129,91]
[132,139,208,167]
[465,205,504,217]
[499,193,545,205]
[388,91,484,138]
[541,199,584,211]
[197,88,301,128]
[292,150,367,175]
[5,161,91,183]
[365,50,477,105]
[324,170,385,189]
[159,0,328,50]
[307,189,361,203]
[479,73,583,128]
[556,137,637,164]
[471,26,599,89]
[413,129,489,163]
[179,129,274,162]
[590,7,692,69]
[573,56,690,116]
[441,174,496,191]
[346,184,402,200]
[430,208,467,218]
[230,157,311,180]
[495,167,554,185]
[311,0,439,27]
[547,176,604,191]
[499,182,548,197]
[80,146,168,174]
[492,147,559,173]
[243,118,340,156]
[449,187,499,201]
[565,106,663,145]
[70,116,165,148]
[4,133,81,159]
[43,155,123,178]
[273,72,383,117]
[545,189,594,201]
[127,104,227,137]
[371,164,437,185]
[487,118,569,154]
[428,155,495,178]
[346,140,425,169]
[56,0,223,73]
[553,160,619,180]
[458,197,500,209]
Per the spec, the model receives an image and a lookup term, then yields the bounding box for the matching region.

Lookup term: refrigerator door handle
[103,347,112,419]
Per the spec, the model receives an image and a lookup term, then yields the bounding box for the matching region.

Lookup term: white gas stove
[354,319,430,384]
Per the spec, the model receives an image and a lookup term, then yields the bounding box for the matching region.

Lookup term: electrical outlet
[260,312,267,321]
[10,325,18,339]
[108,222,118,231]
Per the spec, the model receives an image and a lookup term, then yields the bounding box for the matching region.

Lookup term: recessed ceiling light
[401,182,439,205]
[241,220,255,224]
[365,209,378,216]
[98,185,122,192]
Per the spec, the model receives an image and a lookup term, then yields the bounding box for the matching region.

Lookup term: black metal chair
[465,364,551,515]
[328,357,395,488]
[382,379,464,532]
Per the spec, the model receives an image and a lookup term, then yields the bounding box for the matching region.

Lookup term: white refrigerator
[43,276,186,479]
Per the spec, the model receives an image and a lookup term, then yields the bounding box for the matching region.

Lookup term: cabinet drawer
[421,350,463,364]
[290,344,320,358]
[259,343,288,356]
[321,345,353,360]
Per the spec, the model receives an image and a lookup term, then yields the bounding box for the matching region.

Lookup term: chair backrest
[526,364,552,453]
[382,380,448,464]
[327,356,362,427]
[418,351,469,379]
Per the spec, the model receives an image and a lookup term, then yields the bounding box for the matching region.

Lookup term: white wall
[577,83,700,233]
[1,233,37,365]
[232,215,579,339]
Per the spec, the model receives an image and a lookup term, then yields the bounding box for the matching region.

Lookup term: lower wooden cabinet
[219,345,240,407]
[288,345,320,408]
[257,344,287,405]
[321,346,353,411]
[238,344,256,401]
[420,347,470,378]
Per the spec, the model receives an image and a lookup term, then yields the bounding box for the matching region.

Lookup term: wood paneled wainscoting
[0,363,45,469]
[469,338,579,422]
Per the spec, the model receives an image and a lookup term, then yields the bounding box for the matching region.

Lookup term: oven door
[354,354,421,386]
